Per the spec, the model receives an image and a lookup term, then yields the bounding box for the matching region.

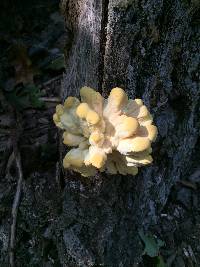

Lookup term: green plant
[139,230,166,267]
[4,84,44,110]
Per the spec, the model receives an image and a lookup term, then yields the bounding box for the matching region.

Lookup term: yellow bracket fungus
[53,87,157,177]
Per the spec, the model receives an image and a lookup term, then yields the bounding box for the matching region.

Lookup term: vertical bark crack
[98,0,109,93]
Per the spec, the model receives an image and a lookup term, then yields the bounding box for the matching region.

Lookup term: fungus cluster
[53,87,157,177]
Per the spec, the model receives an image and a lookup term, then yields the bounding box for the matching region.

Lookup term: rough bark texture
[59,0,200,266]
[61,0,103,98]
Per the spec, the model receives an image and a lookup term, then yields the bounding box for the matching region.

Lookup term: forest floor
[0,1,199,266]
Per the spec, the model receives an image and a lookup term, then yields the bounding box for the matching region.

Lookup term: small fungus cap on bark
[53,87,157,177]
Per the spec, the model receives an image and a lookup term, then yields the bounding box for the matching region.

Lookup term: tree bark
[58,0,200,266]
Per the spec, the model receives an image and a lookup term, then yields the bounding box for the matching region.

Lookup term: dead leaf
[10,43,38,85]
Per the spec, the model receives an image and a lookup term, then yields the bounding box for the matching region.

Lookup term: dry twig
[9,113,24,267]
[178,180,197,190]
[39,96,61,103]
[41,75,62,88]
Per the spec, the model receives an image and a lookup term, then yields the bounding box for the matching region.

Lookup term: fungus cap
[108,87,128,108]
[86,110,100,125]
[76,103,90,118]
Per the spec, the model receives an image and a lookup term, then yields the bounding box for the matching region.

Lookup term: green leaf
[155,256,166,267]
[5,87,30,110]
[24,84,44,108]
[139,230,165,257]
[4,84,44,110]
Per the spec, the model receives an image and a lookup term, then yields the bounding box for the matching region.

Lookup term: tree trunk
[58,0,200,266]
